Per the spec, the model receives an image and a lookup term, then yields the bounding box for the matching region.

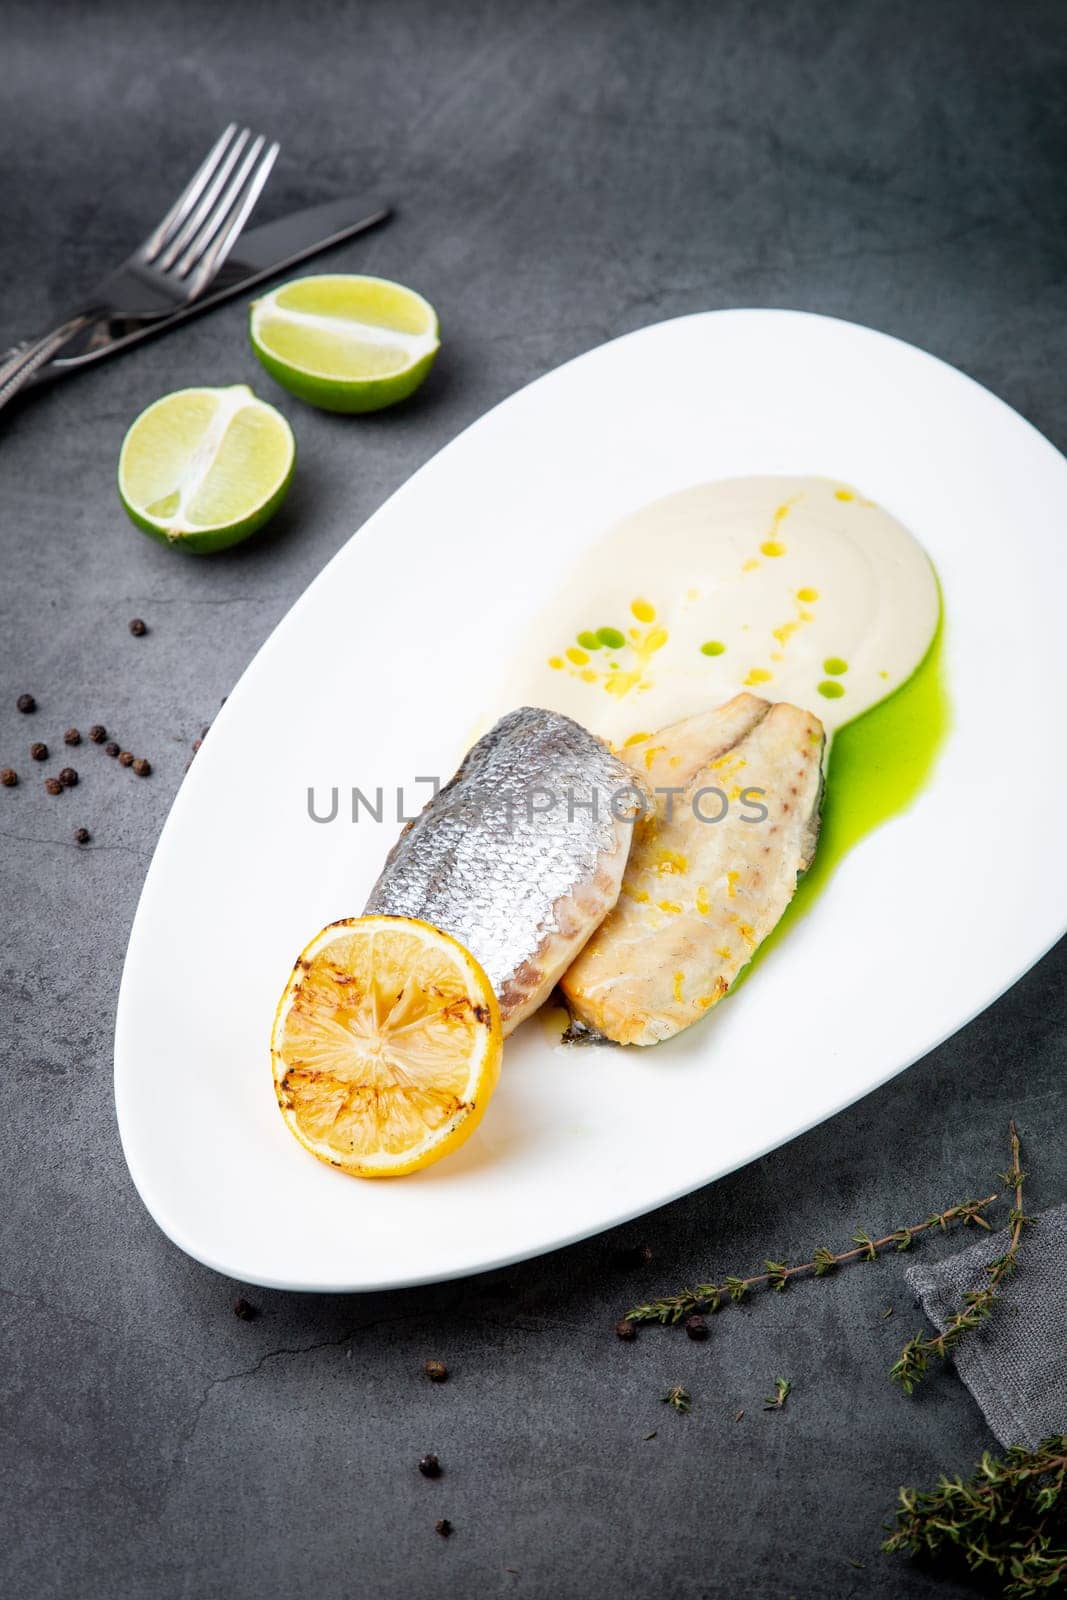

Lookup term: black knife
[29,196,392,385]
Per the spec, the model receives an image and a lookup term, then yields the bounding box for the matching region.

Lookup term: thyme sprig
[890,1123,1031,1394]
[883,1435,1066,1597]
[624,1192,998,1327]
[763,1377,791,1411]
[661,1384,691,1413]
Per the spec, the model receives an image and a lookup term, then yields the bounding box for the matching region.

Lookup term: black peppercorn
[105,742,120,759]
[30,742,48,761]
[684,1314,709,1342]
[89,725,107,743]
[418,1454,442,1479]
[424,1359,448,1382]
[118,751,134,767]
[233,1297,258,1321]
[74,827,90,845]
[129,618,147,636]
[1,768,18,787]
[64,728,81,746]
[132,757,152,777]
[434,1519,453,1539]
[44,777,63,795]
[615,1318,638,1342]
[614,1241,655,1269]
[58,767,78,788]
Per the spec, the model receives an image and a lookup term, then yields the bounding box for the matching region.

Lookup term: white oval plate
[115,311,1067,1292]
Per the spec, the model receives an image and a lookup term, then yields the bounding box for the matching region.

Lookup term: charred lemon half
[271,916,502,1177]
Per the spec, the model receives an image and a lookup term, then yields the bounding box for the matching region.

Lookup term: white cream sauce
[495,476,939,745]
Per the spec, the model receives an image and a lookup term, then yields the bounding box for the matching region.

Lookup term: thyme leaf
[762,1376,791,1411]
[661,1384,691,1414]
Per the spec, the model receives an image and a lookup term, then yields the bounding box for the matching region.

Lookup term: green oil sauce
[731,614,949,989]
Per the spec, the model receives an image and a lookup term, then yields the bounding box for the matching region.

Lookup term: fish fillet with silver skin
[364,707,648,1034]
[561,694,825,1045]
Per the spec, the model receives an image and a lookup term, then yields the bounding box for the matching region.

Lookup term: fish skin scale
[365,707,646,1032]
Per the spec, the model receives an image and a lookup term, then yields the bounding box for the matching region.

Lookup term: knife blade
[29,196,392,384]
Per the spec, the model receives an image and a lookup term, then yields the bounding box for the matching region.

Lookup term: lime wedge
[118,385,295,554]
[249,274,440,412]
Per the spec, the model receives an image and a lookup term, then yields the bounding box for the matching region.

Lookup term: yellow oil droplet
[685,587,701,602]
[715,946,733,961]
[743,667,773,685]
[622,884,651,904]
[623,731,651,747]
[738,922,756,946]
[726,870,739,898]
[695,886,711,915]
[645,626,669,652]
[742,558,761,572]
[566,646,588,666]
[643,744,665,770]
[580,668,597,683]
[760,539,786,558]
[631,598,656,623]
[672,971,686,1003]
[796,587,819,603]
[548,656,564,670]
[770,651,784,663]
[656,849,689,875]
[659,900,682,915]
[835,488,855,501]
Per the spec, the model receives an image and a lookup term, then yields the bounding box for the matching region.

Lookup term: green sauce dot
[577,630,602,650]
[818,680,846,699]
[823,656,848,676]
[597,626,626,649]
[700,640,726,656]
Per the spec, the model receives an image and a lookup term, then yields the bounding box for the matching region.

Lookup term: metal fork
[0,124,279,415]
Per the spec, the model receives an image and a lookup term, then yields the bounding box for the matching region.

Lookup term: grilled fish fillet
[365,707,646,1034]
[560,695,824,1045]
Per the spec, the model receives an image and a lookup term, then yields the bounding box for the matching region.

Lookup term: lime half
[119,387,294,556]
[249,274,439,413]
[118,385,295,554]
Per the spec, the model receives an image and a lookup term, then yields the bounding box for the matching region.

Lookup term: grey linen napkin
[905,1203,1067,1449]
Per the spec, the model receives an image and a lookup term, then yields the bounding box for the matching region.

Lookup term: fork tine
[184,141,280,298]
[172,133,271,282]
[155,127,251,271]
[140,124,241,262]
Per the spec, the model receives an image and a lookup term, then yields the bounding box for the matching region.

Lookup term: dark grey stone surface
[2,2,1065,1596]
